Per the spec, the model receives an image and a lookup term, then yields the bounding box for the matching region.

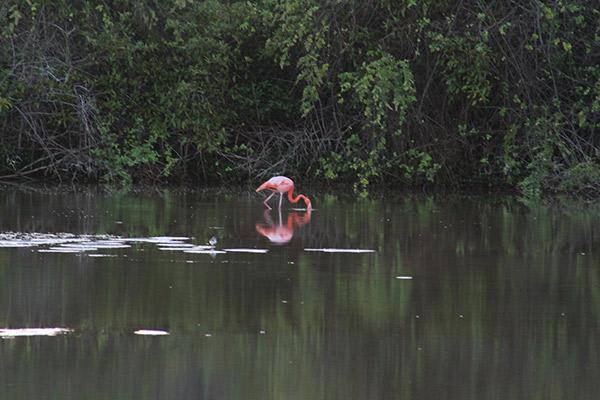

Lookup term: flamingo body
[256,176,312,210]
[256,176,294,194]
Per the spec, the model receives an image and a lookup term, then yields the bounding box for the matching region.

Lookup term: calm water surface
[0,188,599,399]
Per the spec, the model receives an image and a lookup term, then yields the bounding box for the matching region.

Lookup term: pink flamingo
[255,176,312,210]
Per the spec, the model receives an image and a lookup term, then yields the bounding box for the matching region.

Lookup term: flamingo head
[255,182,270,192]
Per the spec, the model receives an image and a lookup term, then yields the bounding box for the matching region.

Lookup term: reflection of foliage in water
[0,190,599,398]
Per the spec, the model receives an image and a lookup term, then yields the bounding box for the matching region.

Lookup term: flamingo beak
[255,182,269,192]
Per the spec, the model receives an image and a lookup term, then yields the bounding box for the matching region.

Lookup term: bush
[1,0,599,195]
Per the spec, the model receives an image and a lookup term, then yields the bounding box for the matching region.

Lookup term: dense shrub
[1,0,599,195]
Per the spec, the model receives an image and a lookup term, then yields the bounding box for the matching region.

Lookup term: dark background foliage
[1,0,599,195]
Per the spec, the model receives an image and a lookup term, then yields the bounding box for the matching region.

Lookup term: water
[0,188,599,399]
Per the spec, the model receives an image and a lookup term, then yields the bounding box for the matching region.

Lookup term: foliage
[1,0,599,195]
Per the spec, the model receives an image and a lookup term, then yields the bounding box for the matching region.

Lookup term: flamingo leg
[263,192,275,209]
[278,192,283,209]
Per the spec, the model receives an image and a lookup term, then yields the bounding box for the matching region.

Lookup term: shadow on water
[0,188,599,399]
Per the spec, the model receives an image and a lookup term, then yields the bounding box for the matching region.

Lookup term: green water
[0,188,598,399]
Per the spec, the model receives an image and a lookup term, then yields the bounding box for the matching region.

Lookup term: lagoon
[0,188,598,399]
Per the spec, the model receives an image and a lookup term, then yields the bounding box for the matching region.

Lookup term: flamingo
[255,176,312,210]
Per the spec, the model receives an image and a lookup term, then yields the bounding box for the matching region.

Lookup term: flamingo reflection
[255,208,312,244]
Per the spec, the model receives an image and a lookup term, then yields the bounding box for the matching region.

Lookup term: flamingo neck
[287,189,312,210]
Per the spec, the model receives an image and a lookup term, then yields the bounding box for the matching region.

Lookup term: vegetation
[1,1,599,195]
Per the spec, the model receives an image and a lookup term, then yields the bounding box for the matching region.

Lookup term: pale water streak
[0,328,72,338]
[134,330,170,336]
[304,248,375,253]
